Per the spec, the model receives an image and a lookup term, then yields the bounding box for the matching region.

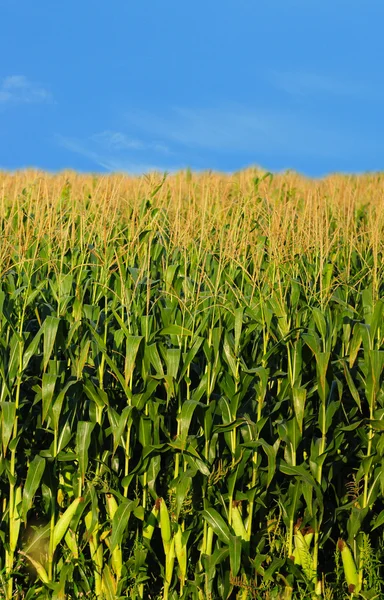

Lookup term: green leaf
[241,439,276,488]
[43,316,60,371]
[110,499,138,552]
[229,534,242,577]
[279,461,323,509]
[368,419,384,431]
[201,508,231,545]
[371,509,384,531]
[344,363,361,410]
[22,327,44,372]
[292,386,306,434]
[90,327,132,399]
[160,325,192,336]
[57,416,73,454]
[234,307,243,357]
[145,343,164,376]
[349,325,362,368]
[178,336,204,381]
[50,381,76,431]
[76,421,95,485]
[312,308,327,343]
[108,405,134,454]
[263,557,285,583]
[1,402,16,455]
[370,299,384,342]
[121,332,143,384]
[41,373,57,424]
[223,331,238,379]
[22,455,46,522]
[179,400,203,444]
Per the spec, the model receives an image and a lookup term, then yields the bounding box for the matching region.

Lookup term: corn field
[0,168,384,599]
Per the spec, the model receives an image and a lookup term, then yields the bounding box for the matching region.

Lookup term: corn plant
[0,169,383,599]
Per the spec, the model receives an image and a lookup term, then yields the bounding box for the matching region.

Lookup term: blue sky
[1,0,383,176]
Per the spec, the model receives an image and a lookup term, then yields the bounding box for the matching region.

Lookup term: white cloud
[0,75,52,105]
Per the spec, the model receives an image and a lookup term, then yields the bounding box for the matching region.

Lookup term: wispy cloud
[90,130,171,154]
[57,132,179,173]
[268,70,366,97]
[58,101,379,174]
[0,75,53,105]
[123,104,372,159]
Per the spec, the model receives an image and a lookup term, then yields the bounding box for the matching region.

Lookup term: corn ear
[101,563,117,600]
[206,525,214,556]
[100,521,122,581]
[94,543,104,597]
[293,527,314,565]
[304,530,314,549]
[64,528,78,559]
[164,537,175,600]
[100,529,110,543]
[338,539,360,594]
[62,470,74,498]
[10,485,22,553]
[53,496,83,552]
[84,509,100,558]
[294,529,315,582]
[159,498,172,554]
[111,546,123,581]
[57,487,65,508]
[231,502,248,541]
[84,509,93,534]
[292,547,301,566]
[105,493,119,520]
[174,524,187,582]
[85,510,103,597]
[143,499,160,541]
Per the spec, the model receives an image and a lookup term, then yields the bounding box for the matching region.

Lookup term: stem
[48,497,56,581]
[246,384,264,541]
[123,423,132,497]
[312,394,327,591]
[359,407,374,589]
[6,346,22,599]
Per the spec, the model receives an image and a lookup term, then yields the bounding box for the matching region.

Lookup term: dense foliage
[0,169,383,599]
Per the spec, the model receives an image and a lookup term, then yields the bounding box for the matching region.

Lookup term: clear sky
[1,0,383,177]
